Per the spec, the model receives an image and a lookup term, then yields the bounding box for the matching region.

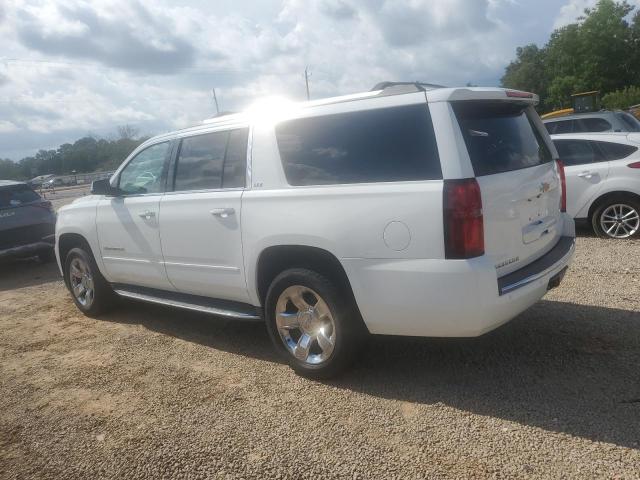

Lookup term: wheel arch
[254,245,365,328]
[587,190,640,221]
[57,233,102,280]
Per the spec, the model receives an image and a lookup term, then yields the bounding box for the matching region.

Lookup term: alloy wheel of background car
[69,256,95,308]
[599,203,639,239]
[275,285,337,365]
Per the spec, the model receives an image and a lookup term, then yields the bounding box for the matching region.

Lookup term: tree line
[0,125,149,181]
[501,0,640,112]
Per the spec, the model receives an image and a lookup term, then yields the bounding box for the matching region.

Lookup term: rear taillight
[556,159,567,213]
[443,178,484,259]
[628,161,640,168]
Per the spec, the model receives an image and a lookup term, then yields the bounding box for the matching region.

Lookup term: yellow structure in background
[541,91,601,120]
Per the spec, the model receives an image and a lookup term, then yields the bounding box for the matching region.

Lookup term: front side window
[118,142,169,195]
[173,128,249,191]
[275,104,441,186]
[553,139,603,166]
[595,141,638,160]
[453,102,553,176]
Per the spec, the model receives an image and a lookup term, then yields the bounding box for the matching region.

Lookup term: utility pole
[212,88,220,115]
[304,66,311,100]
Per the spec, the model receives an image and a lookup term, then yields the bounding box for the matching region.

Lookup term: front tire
[265,268,363,379]
[64,247,114,316]
[592,198,640,239]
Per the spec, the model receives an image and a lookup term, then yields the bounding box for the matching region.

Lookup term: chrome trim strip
[162,261,240,272]
[114,289,261,320]
[499,237,575,295]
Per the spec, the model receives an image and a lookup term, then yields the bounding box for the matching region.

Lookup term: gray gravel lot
[1,209,639,478]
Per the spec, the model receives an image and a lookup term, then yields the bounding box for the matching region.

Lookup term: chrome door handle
[210,207,235,218]
[139,210,156,219]
[578,171,593,179]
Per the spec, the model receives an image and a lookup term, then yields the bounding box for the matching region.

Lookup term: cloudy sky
[0,0,636,160]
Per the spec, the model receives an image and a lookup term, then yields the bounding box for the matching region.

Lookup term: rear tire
[592,197,640,239]
[64,247,114,316]
[265,268,364,379]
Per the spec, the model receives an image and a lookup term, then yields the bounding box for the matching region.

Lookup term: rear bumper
[343,233,575,338]
[0,234,54,260]
[498,236,575,295]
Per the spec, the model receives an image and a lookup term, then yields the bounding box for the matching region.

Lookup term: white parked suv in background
[56,82,575,377]
[551,133,640,239]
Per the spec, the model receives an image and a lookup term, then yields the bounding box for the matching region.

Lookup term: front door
[159,127,250,302]
[96,141,174,290]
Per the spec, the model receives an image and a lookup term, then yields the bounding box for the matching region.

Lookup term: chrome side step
[113,285,262,320]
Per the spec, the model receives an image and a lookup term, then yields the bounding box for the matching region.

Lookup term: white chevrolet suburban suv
[56,82,576,377]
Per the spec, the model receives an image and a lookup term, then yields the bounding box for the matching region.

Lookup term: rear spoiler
[426,87,539,106]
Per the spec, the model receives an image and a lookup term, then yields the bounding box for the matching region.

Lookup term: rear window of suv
[275,104,441,186]
[0,185,41,208]
[453,102,553,177]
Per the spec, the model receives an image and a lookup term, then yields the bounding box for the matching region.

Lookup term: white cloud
[0,0,613,159]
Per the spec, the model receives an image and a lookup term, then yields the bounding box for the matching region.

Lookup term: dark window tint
[453,102,553,176]
[223,128,249,188]
[174,128,248,191]
[275,104,441,186]
[595,141,638,160]
[546,120,573,134]
[575,117,612,132]
[553,139,603,166]
[615,112,640,132]
[119,142,169,195]
[175,132,227,191]
[0,185,41,208]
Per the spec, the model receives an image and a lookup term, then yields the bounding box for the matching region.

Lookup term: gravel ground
[1,227,639,479]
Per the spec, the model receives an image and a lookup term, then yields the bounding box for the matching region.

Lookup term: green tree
[602,85,640,109]
[502,0,639,112]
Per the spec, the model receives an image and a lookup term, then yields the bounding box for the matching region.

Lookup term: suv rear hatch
[0,184,55,250]
[452,99,562,276]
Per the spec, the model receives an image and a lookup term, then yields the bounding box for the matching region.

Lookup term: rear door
[453,101,562,276]
[158,127,250,302]
[553,138,609,218]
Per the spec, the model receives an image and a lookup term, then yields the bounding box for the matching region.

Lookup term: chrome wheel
[600,204,639,239]
[69,257,95,307]
[275,285,336,365]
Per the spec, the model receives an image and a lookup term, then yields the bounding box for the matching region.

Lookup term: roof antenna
[212,88,220,115]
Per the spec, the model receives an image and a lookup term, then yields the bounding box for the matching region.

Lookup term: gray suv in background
[544,111,640,134]
[0,181,56,262]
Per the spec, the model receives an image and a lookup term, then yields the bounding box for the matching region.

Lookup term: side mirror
[91,178,118,196]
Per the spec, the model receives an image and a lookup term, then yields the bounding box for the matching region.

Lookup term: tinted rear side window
[0,185,41,208]
[615,112,640,132]
[554,139,603,166]
[453,102,553,177]
[575,117,612,132]
[595,141,638,160]
[545,120,573,134]
[275,104,441,186]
